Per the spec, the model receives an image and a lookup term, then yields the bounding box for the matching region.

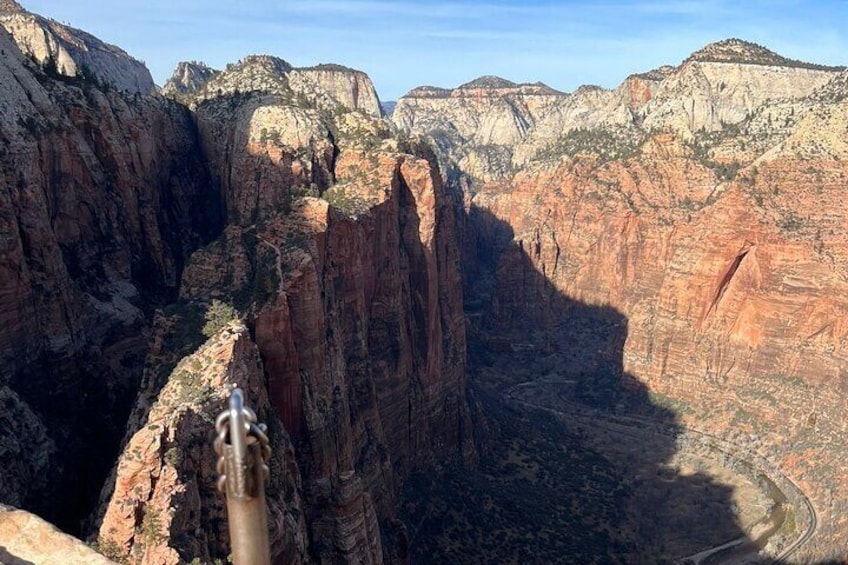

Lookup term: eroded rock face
[0,24,217,529]
[288,66,382,117]
[96,55,476,563]
[0,7,154,93]
[640,59,837,133]
[424,77,848,562]
[170,56,382,119]
[96,322,310,565]
[0,504,115,564]
[394,40,841,181]
[179,149,476,562]
[161,61,219,98]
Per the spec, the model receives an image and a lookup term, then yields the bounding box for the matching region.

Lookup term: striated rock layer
[95,52,478,563]
[393,39,841,182]
[176,151,476,561]
[0,21,218,530]
[170,55,383,119]
[0,3,154,93]
[289,65,383,117]
[401,56,848,561]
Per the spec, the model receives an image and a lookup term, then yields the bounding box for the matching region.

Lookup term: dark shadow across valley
[402,202,811,564]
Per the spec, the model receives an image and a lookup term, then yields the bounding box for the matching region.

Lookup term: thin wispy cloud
[22,0,848,100]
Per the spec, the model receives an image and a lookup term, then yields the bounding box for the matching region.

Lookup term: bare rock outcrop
[0,21,217,529]
[161,61,219,98]
[394,39,842,180]
[0,6,154,93]
[0,504,115,564]
[171,56,382,118]
[0,0,24,13]
[288,65,382,117]
[97,322,310,564]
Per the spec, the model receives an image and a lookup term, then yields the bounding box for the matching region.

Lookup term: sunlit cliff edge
[0,1,846,563]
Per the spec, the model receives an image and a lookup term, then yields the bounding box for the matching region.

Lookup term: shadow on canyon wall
[2,93,221,536]
[1,75,840,562]
[402,201,800,564]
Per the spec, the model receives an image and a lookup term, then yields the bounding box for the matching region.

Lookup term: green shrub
[202,300,238,337]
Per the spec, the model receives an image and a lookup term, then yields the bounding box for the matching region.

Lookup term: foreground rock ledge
[0,504,114,564]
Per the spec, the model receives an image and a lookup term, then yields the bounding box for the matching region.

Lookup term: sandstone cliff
[94,50,476,563]
[400,46,848,560]
[97,321,310,564]
[288,65,382,117]
[0,21,217,530]
[394,39,841,181]
[161,61,219,99]
[175,56,382,118]
[0,3,154,93]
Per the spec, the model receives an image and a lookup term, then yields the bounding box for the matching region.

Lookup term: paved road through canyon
[503,380,818,564]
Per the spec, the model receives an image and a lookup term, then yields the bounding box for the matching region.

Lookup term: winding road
[502,380,818,564]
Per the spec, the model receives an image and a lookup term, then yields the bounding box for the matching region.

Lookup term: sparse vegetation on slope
[686,38,844,71]
[535,128,642,164]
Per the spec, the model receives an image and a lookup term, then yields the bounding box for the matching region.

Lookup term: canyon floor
[401,338,810,564]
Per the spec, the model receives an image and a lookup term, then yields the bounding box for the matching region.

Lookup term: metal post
[215,388,272,565]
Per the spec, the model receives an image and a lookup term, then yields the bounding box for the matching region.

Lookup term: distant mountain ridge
[0,2,153,92]
[686,38,844,71]
[161,61,219,97]
[392,37,845,180]
[162,55,382,116]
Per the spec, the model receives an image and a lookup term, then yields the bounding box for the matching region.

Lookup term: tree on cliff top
[202,300,239,337]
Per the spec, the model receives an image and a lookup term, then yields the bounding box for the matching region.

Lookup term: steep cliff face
[97,322,310,565]
[176,144,475,562]
[161,61,219,99]
[288,65,383,117]
[0,3,154,93]
[401,54,848,560]
[392,77,571,180]
[640,58,837,133]
[174,56,383,119]
[0,23,217,530]
[94,55,476,562]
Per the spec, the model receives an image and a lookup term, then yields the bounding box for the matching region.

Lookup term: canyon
[0,2,847,564]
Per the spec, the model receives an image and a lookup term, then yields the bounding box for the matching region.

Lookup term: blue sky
[23,0,848,100]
